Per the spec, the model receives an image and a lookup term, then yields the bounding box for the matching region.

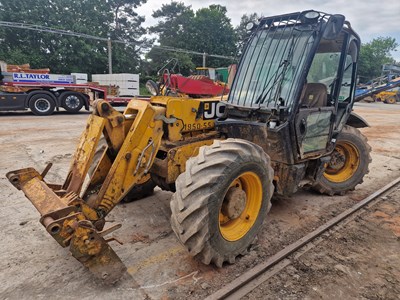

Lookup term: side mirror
[323,14,345,40]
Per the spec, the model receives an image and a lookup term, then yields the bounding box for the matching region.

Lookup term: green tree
[149,1,194,49]
[145,2,195,75]
[189,5,237,67]
[0,0,147,74]
[144,2,237,76]
[108,0,150,73]
[358,37,398,81]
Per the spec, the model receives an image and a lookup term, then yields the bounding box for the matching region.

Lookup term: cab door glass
[307,52,341,101]
[302,110,332,153]
[338,54,354,102]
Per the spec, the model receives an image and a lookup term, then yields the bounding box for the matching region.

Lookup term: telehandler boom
[7,10,371,284]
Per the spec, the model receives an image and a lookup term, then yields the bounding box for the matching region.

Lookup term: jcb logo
[203,101,226,120]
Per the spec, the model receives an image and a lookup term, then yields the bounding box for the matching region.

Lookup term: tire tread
[170,138,274,266]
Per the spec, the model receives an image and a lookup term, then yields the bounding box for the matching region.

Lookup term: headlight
[301,11,320,23]
[246,22,256,31]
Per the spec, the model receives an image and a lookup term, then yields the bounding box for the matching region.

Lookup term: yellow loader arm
[7,99,165,284]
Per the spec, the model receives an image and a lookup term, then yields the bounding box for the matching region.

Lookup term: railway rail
[206,176,400,300]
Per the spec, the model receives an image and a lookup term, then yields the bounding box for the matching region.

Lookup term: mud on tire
[313,125,372,196]
[170,139,274,267]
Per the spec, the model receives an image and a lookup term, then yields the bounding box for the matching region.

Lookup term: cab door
[295,106,334,159]
[295,47,343,159]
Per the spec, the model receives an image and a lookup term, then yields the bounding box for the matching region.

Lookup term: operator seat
[302,83,328,107]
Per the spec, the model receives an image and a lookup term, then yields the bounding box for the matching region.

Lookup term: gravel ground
[0,102,399,299]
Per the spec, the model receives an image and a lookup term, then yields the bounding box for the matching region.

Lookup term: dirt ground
[1,102,400,299]
[244,186,400,300]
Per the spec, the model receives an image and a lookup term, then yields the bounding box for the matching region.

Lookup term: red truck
[0,66,140,115]
[0,80,141,115]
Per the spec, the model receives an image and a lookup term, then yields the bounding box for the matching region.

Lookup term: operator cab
[221,10,360,161]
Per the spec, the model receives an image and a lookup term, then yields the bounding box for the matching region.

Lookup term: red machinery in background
[146,59,233,98]
[162,72,229,97]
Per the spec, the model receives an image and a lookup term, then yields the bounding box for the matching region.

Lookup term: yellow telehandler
[7,10,371,284]
[373,89,399,104]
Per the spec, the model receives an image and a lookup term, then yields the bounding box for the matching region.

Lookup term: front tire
[170,139,274,267]
[29,94,55,116]
[88,138,156,203]
[313,125,371,195]
[121,175,156,203]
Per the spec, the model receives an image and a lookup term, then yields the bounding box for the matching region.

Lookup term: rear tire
[61,92,84,113]
[384,95,397,104]
[313,125,371,195]
[170,139,274,267]
[29,94,55,116]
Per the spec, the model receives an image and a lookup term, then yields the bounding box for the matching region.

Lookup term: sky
[136,0,400,61]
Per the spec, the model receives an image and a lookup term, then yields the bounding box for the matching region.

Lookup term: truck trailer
[0,74,140,115]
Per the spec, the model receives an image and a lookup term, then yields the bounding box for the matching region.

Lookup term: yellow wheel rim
[219,171,263,241]
[387,97,396,104]
[324,141,360,183]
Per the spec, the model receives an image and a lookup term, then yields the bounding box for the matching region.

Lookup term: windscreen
[228,25,315,110]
